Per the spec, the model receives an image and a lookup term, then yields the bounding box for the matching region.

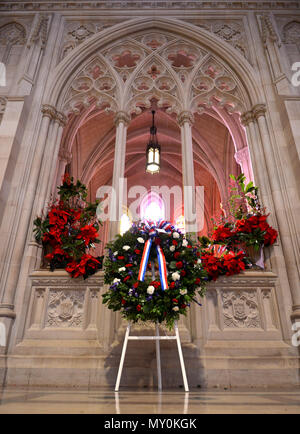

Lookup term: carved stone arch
[61,53,121,116]
[190,54,245,115]
[0,21,26,46]
[44,17,260,113]
[282,20,300,44]
[124,51,184,115]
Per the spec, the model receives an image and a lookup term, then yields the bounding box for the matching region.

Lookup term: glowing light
[143,201,164,222]
[176,215,185,233]
[120,213,131,235]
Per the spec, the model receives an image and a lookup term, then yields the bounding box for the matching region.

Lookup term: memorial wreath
[103,220,208,329]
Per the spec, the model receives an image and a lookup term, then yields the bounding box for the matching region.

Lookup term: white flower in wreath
[137,237,145,244]
[173,306,179,311]
[180,289,187,295]
[113,278,121,284]
[197,258,202,264]
[169,245,175,252]
[147,285,155,295]
[118,267,126,272]
[113,251,118,256]
[172,271,180,281]
[173,232,180,239]
[123,245,130,251]
[128,289,133,296]
[182,239,188,247]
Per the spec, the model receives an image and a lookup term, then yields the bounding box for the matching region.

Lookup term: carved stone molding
[0,2,299,11]
[240,109,254,126]
[222,290,261,328]
[252,103,267,120]
[41,104,67,125]
[177,110,194,126]
[241,103,267,125]
[234,146,249,165]
[41,103,57,120]
[260,14,280,47]
[28,14,49,48]
[46,289,85,328]
[0,96,6,124]
[114,110,131,126]
[58,147,72,164]
[0,21,26,46]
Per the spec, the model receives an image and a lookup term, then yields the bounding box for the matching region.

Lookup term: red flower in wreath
[174,252,181,259]
[123,276,130,282]
[134,249,141,255]
[136,305,142,311]
[176,261,183,269]
[151,281,161,289]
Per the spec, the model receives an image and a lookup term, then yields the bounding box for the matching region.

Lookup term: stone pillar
[0,105,55,349]
[241,104,300,322]
[178,111,197,236]
[234,147,252,185]
[53,147,72,196]
[0,98,25,192]
[34,110,66,216]
[0,105,59,322]
[109,111,130,240]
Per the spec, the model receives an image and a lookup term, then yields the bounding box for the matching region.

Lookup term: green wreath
[103,221,208,329]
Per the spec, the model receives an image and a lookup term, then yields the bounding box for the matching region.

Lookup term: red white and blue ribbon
[137,220,175,290]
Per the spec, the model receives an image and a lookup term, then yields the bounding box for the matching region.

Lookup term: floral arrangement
[103,221,208,329]
[200,174,278,265]
[200,248,250,281]
[33,174,103,279]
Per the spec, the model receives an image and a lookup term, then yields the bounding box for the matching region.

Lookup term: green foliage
[103,224,208,329]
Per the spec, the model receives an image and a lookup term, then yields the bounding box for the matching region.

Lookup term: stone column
[0,98,25,193]
[178,111,197,236]
[242,105,300,322]
[0,105,55,345]
[109,111,130,240]
[34,110,67,216]
[53,147,72,197]
[234,147,252,185]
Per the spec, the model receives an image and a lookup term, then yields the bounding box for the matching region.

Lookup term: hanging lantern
[146,110,161,174]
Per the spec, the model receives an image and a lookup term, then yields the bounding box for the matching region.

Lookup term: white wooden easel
[114,320,189,392]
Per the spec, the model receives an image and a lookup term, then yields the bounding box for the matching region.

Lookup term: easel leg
[156,321,162,391]
[115,323,131,392]
[174,321,189,392]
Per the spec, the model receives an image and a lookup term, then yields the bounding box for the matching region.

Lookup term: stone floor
[0,387,300,413]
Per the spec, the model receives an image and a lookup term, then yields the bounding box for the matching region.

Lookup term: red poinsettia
[264,226,278,246]
[48,207,70,228]
[65,254,101,278]
[212,225,234,242]
[76,224,98,246]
